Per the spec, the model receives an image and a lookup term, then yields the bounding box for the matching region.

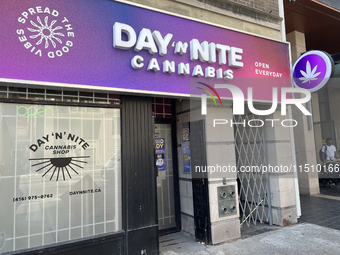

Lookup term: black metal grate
[234,114,272,227]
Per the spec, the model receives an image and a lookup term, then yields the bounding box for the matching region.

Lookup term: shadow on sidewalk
[299,186,340,231]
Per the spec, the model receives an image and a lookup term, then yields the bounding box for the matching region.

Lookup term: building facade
[285,0,340,194]
[0,0,302,254]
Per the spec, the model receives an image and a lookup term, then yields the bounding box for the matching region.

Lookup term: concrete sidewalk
[160,223,340,255]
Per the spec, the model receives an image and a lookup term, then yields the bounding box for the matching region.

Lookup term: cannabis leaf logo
[298,61,321,83]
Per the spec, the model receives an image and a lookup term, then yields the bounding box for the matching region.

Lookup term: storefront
[0,0,295,254]
[284,0,340,193]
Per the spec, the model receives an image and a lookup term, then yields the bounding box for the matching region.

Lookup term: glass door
[155,123,176,230]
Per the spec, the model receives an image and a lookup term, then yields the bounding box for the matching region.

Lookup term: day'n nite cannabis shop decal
[29,131,90,181]
[0,103,121,253]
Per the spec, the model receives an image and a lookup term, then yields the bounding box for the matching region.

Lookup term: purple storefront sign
[292,50,334,93]
[0,0,291,99]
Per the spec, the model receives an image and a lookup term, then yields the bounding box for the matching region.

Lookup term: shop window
[152,97,172,119]
[0,103,122,253]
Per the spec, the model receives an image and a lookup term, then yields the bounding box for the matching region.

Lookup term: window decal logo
[30,156,89,181]
[28,132,90,181]
[17,6,75,58]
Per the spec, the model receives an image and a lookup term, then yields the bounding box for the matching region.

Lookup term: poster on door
[181,123,191,173]
[155,138,166,171]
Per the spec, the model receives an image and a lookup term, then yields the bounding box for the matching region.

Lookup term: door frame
[155,99,181,236]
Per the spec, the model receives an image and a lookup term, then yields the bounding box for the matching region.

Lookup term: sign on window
[0,103,121,253]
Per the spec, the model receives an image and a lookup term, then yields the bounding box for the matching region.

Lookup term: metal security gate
[233,114,272,228]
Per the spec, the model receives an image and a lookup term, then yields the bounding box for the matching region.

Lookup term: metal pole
[278,0,286,41]
[289,106,302,218]
[262,117,273,225]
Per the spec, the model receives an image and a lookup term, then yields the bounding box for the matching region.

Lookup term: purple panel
[0,0,291,98]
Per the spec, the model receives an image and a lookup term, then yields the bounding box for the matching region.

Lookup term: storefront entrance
[155,123,176,230]
[153,98,181,235]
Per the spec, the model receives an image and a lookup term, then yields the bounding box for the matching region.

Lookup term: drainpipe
[278,0,286,41]
[278,0,302,218]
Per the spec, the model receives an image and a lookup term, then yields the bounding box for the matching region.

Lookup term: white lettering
[131,55,144,69]
[281,88,311,116]
[135,28,158,54]
[216,44,230,65]
[147,58,160,72]
[209,43,216,63]
[205,66,215,78]
[163,60,175,73]
[174,41,188,55]
[192,64,204,77]
[248,88,277,115]
[178,63,190,75]
[213,119,228,127]
[113,22,137,50]
[152,31,173,56]
[190,39,209,62]
[229,47,243,68]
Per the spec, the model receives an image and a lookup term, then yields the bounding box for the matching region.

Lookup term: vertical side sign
[155,138,166,171]
[181,123,191,173]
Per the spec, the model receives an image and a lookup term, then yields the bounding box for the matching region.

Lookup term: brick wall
[129,0,282,39]
[236,0,279,16]
[199,0,280,16]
